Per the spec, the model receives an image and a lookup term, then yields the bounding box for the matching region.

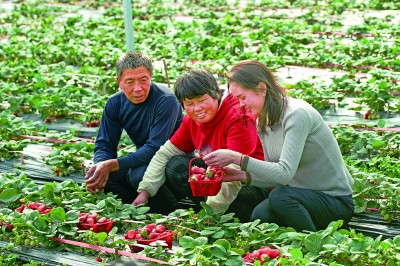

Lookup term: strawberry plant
[43,141,94,176]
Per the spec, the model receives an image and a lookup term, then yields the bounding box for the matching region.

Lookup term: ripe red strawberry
[79,213,88,223]
[144,227,153,234]
[243,252,255,263]
[149,232,159,239]
[146,224,157,230]
[191,166,206,175]
[40,208,52,214]
[190,174,202,181]
[364,112,370,119]
[251,249,261,259]
[213,169,224,179]
[54,114,60,119]
[96,257,102,262]
[266,249,280,259]
[155,225,166,233]
[16,204,25,213]
[126,229,136,240]
[86,217,95,225]
[88,213,98,222]
[45,117,51,123]
[97,217,107,223]
[28,202,39,209]
[37,204,46,212]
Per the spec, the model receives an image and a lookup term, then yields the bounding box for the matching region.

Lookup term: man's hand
[133,190,149,206]
[85,159,118,193]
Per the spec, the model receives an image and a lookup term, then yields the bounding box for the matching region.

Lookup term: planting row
[0,173,399,265]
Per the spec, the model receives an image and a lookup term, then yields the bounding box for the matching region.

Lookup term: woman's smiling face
[183,94,219,124]
[229,82,265,116]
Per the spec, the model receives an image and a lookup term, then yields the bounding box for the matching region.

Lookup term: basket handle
[188,157,204,182]
[188,157,201,181]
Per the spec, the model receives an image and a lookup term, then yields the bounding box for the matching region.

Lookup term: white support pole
[123,0,134,52]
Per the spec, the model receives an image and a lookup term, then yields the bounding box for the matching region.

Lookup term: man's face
[117,66,151,104]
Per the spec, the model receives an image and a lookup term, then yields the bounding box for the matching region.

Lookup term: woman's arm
[136,140,185,197]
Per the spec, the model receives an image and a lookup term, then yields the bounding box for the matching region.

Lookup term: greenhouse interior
[0,0,400,265]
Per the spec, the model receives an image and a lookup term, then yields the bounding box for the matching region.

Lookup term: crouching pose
[133,68,270,221]
[203,60,354,231]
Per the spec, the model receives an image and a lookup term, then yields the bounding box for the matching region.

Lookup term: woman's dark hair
[228,60,287,133]
[174,68,222,106]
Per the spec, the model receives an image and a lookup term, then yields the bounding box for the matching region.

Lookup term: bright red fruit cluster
[77,213,114,233]
[190,166,224,181]
[243,246,281,264]
[78,213,104,225]
[85,121,100,127]
[124,223,174,252]
[16,202,52,214]
[124,223,168,241]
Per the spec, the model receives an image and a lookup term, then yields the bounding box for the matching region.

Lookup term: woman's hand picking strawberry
[203,149,242,168]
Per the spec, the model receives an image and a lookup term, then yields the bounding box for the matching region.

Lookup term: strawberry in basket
[190,166,224,181]
[189,159,224,197]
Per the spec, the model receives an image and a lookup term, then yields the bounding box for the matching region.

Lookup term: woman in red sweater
[133,68,269,221]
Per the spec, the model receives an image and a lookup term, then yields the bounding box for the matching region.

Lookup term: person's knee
[128,165,148,189]
[250,203,264,221]
[268,186,293,211]
[165,155,194,184]
[250,198,272,222]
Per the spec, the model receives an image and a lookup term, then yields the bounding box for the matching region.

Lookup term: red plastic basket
[188,157,223,197]
[128,230,174,252]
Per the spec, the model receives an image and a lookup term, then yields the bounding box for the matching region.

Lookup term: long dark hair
[228,60,287,133]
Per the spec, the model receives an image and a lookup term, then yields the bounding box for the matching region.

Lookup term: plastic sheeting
[349,211,400,240]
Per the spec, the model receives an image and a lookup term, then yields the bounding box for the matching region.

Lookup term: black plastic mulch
[0,158,85,185]
[349,211,400,240]
[0,240,115,266]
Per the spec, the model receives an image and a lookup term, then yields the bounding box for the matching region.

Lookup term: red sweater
[170,94,264,160]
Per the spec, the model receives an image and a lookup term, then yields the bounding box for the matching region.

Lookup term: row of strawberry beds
[2,67,398,128]
[1,2,399,123]
[0,172,399,265]
[1,109,400,223]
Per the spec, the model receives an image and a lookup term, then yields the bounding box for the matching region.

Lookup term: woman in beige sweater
[203,60,354,232]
